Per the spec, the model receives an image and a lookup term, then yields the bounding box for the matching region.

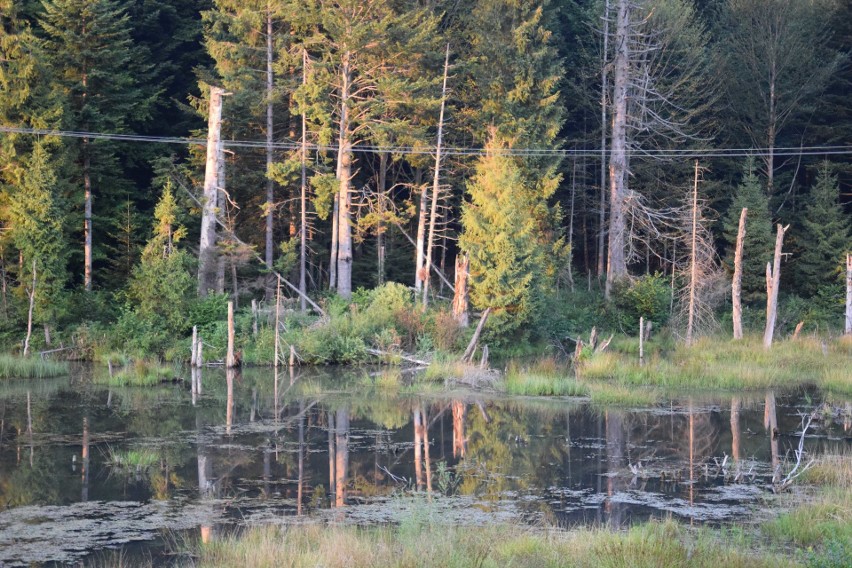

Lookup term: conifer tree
[460,137,549,340]
[794,163,851,298]
[722,160,773,305]
[40,0,155,291]
[4,143,68,326]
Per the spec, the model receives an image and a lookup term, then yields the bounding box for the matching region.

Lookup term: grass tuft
[0,355,68,379]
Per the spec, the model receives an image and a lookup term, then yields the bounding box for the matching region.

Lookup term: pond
[0,365,849,566]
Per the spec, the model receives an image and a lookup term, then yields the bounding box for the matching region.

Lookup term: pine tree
[3,143,68,325]
[794,163,851,298]
[722,160,773,305]
[40,0,155,291]
[459,136,549,340]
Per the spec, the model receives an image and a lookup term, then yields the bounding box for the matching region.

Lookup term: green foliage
[794,163,851,297]
[722,160,774,304]
[610,274,671,331]
[0,355,68,379]
[461,138,552,342]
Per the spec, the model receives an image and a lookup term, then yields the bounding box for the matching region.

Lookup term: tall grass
[192,519,790,568]
[0,355,68,379]
[579,335,852,394]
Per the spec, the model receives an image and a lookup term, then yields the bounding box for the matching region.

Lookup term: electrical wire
[2,125,852,158]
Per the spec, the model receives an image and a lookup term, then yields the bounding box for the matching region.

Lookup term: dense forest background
[0,0,850,358]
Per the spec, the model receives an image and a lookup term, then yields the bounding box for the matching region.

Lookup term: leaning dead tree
[764,223,788,349]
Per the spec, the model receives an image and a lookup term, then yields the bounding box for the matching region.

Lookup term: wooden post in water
[763,224,788,349]
[226,301,236,368]
[197,338,203,369]
[191,326,198,368]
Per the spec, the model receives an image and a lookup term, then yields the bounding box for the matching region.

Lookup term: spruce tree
[40,0,155,291]
[722,160,773,305]
[794,163,851,297]
[460,137,549,341]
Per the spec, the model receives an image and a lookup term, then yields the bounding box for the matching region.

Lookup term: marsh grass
[764,488,852,548]
[579,335,852,394]
[105,446,160,471]
[94,360,175,387]
[0,355,68,379]
[191,519,791,568]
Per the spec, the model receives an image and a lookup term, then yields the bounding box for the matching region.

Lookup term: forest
[0,0,850,366]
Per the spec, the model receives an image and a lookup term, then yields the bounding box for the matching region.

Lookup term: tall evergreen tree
[460,136,550,340]
[794,163,851,298]
[40,0,155,291]
[722,160,773,305]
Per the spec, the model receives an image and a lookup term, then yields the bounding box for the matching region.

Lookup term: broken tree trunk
[639,316,644,366]
[198,86,224,297]
[274,275,281,369]
[191,326,198,368]
[763,224,788,349]
[461,308,491,363]
[226,301,236,368]
[685,160,700,346]
[452,254,470,327]
[23,259,36,357]
[846,253,851,335]
[732,208,748,340]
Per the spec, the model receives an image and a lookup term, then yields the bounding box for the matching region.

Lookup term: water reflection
[0,366,849,566]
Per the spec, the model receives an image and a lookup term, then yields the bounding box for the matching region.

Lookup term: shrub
[610,273,671,330]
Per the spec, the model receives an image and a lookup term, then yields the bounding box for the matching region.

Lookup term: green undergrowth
[579,335,852,395]
[0,355,68,379]
[105,447,160,471]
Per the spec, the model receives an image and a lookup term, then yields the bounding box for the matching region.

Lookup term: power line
[2,125,852,159]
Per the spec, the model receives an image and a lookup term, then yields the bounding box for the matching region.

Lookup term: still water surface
[0,365,849,565]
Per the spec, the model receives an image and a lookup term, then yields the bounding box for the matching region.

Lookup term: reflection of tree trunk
[226,369,235,435]
[605,410,625,527]
[421,406,432,493]
[334,407,349,508]
[764,392,779,480]
[328,412,336,500]
[731,397,741,462]
[298,400,305,515]
[262,445,271,499]
[81,417,89,502]
[688,401,695,511]
[250,388,257,422]
[413,407,423,491]
[452,401,467,458]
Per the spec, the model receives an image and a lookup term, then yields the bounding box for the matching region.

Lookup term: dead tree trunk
[414,172,428,294]
[274,275,281,368]
[198,86,225,297]
[685,160,699,346]
[226,300,236,368]
[846,253,851,335]
[335,54,354,299]
[732,208,748,340]
[191,326,198,367]
[264,4,275,272]
[605,0,630,299]
[638,316,644,366]
[763,224,787,349]
[422,44,451,308]
[23,260,36,357]
[376,152,388,285]
[452,254,469,328]
[598,0,611,278]
[461,307,491,363]
[299,50,309,312]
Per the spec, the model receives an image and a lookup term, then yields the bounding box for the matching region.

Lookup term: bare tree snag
[299,50,309,312]
[732,208,748,339]
[452,254,470,327]
[198,86,225,297]
[763,224,788,349]
[639,316,644,366]
[605,0,630,299]
[191,326,198,368]
[461,307,491,363]
[414,177,428,294]
[792,321,804,340]
[595,334,614,354]
[274,275,281,369]
[597,0,611,278]
[423,44,451,308]
[846,253,852,335]
[226,301,236,368]
[685,160,700,346]
[264,4,275,272]
[335,54,354,299]
[23,260,36,357]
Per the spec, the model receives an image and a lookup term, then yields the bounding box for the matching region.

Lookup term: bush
[610,273,671,331]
